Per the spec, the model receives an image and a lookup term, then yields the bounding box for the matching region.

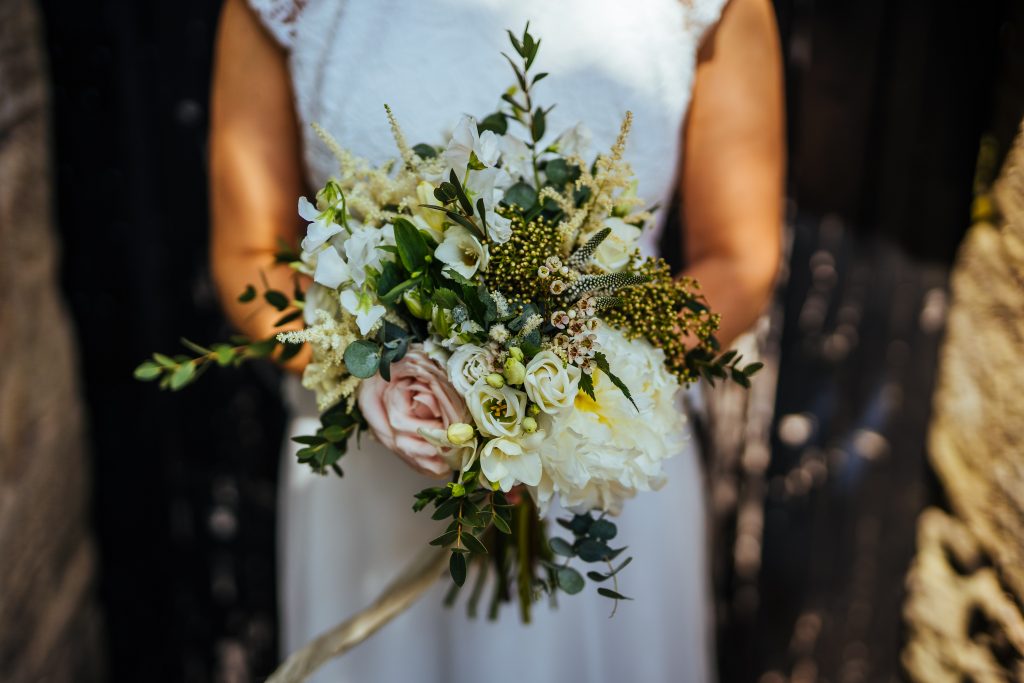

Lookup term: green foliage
[593,352,637,411]
[546,512,633,612]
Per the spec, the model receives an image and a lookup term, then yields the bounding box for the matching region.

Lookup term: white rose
[524,350,581,415]
[435,225,489,279]
[592,217,642,272]
[466,379,527,438]
[447,344,493,395]
[480,437,542,492]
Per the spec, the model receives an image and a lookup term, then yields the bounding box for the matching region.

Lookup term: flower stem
[515,501,532,623]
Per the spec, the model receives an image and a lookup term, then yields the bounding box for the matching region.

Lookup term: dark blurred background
[25,0,1023,681]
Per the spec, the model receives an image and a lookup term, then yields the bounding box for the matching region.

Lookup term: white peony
[435,225,489,279]
[466,379,527,438]
[480,436,542,492]
[447,343,493,395]
[532,326,686,515]
[592,217,642,272]
[523,350,581,415]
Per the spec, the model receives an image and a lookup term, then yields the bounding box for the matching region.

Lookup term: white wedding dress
[249,1,727,681]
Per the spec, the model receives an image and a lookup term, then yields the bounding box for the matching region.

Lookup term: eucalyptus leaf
[548,537,575,557]
[503,182,538,211]
[343,340,381,379]
[237,285,257,303]
[556,567,584,595]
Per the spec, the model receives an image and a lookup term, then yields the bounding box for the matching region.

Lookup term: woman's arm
[680,0,785,347]
[209,0,310,370]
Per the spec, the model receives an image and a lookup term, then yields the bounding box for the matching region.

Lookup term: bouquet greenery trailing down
[137,25,760,621]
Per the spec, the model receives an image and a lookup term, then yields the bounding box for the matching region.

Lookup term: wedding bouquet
[137,25,759,621]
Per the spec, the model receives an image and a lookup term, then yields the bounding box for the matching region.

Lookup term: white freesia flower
[532,326,686,515]
[523,350,581,415]
[418,427,478,473]
[465,166,512,212]
[435,225,489,279]
[556,122,592,158]
[500,134,533,180]
[339,288,386,335]
[312,245,350,289]
[466,378,527,438]
[443,115,499,178]
[342,225,388,287]
[480,436,542,492]
[298,196,344,252]
[486,211,513,244]
[592,217,643,272]
[447,343,493,395]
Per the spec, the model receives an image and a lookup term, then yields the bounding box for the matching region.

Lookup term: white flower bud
[446,422,475,445]
[503,358,527,385]
[522,416,538,433]
[508,346,524,362]
[485,373,506,389]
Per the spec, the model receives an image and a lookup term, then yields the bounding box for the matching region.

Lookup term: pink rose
[357,346,467,476]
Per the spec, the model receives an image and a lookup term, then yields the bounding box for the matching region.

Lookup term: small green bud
[402,289,431,320]
[450,482,466,498]
[522,416,538,433]
[503,358,527,385]
[508,346,524,362]
[446,422,475,445]
[485,373,506,389]
[431,305,452,337]
[528,403,541,416]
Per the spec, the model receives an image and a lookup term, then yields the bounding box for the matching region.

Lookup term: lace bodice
[249,0,727,255]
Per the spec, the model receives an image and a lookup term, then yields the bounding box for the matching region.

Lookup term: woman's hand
[209,0,311,374]
[679,0,785,347]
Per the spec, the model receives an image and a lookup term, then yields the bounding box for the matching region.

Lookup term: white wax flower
[339,288,386,336]
[435,225,489,279]
[523,350,581,415]
[480,437,542,492]
[446,343,493,395]
[466,378,527,438]
[592,217,642,272]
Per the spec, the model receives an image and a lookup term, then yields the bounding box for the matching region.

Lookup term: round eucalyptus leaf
[588,519,618,541]
[548,537,575,557]
[503,182,538,210]
[556,567,584,595]
[343,340,381,378]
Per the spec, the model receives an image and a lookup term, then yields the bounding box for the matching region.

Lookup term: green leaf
[213,345,235,366]
[548,537,575,557]
[556,567,584,595]
[264,290,289,311]
[343,340,381,378]
[597,587,633,601]
[445,210,483,238]
[412,143,437,159]
[478,112,508,135]
[274,310,302,327]
[531,107,546,142]
[169,362,196,391]
[461,533,488,555]
[532,72,549,85]
[180,338,212,355]
[153,353,176,368]
[491,513,511,535]
[133,362,162,381]
[321,425,349,443]
[545,158,570,186]
[588,519,618,541]
[432,288,461,310]
[449,552,467,587]
[430,530,458,547]
[594,352,638,411]
[393,217,430,273]
[577,539,611,563]
[743,361,765,377]
[237,285,256,303]
[449,170,474,217]
[503,182,538,210]
[730,367,752,388]
[578,372,596,401]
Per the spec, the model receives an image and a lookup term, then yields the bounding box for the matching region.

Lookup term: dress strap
[247,0,307,50]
